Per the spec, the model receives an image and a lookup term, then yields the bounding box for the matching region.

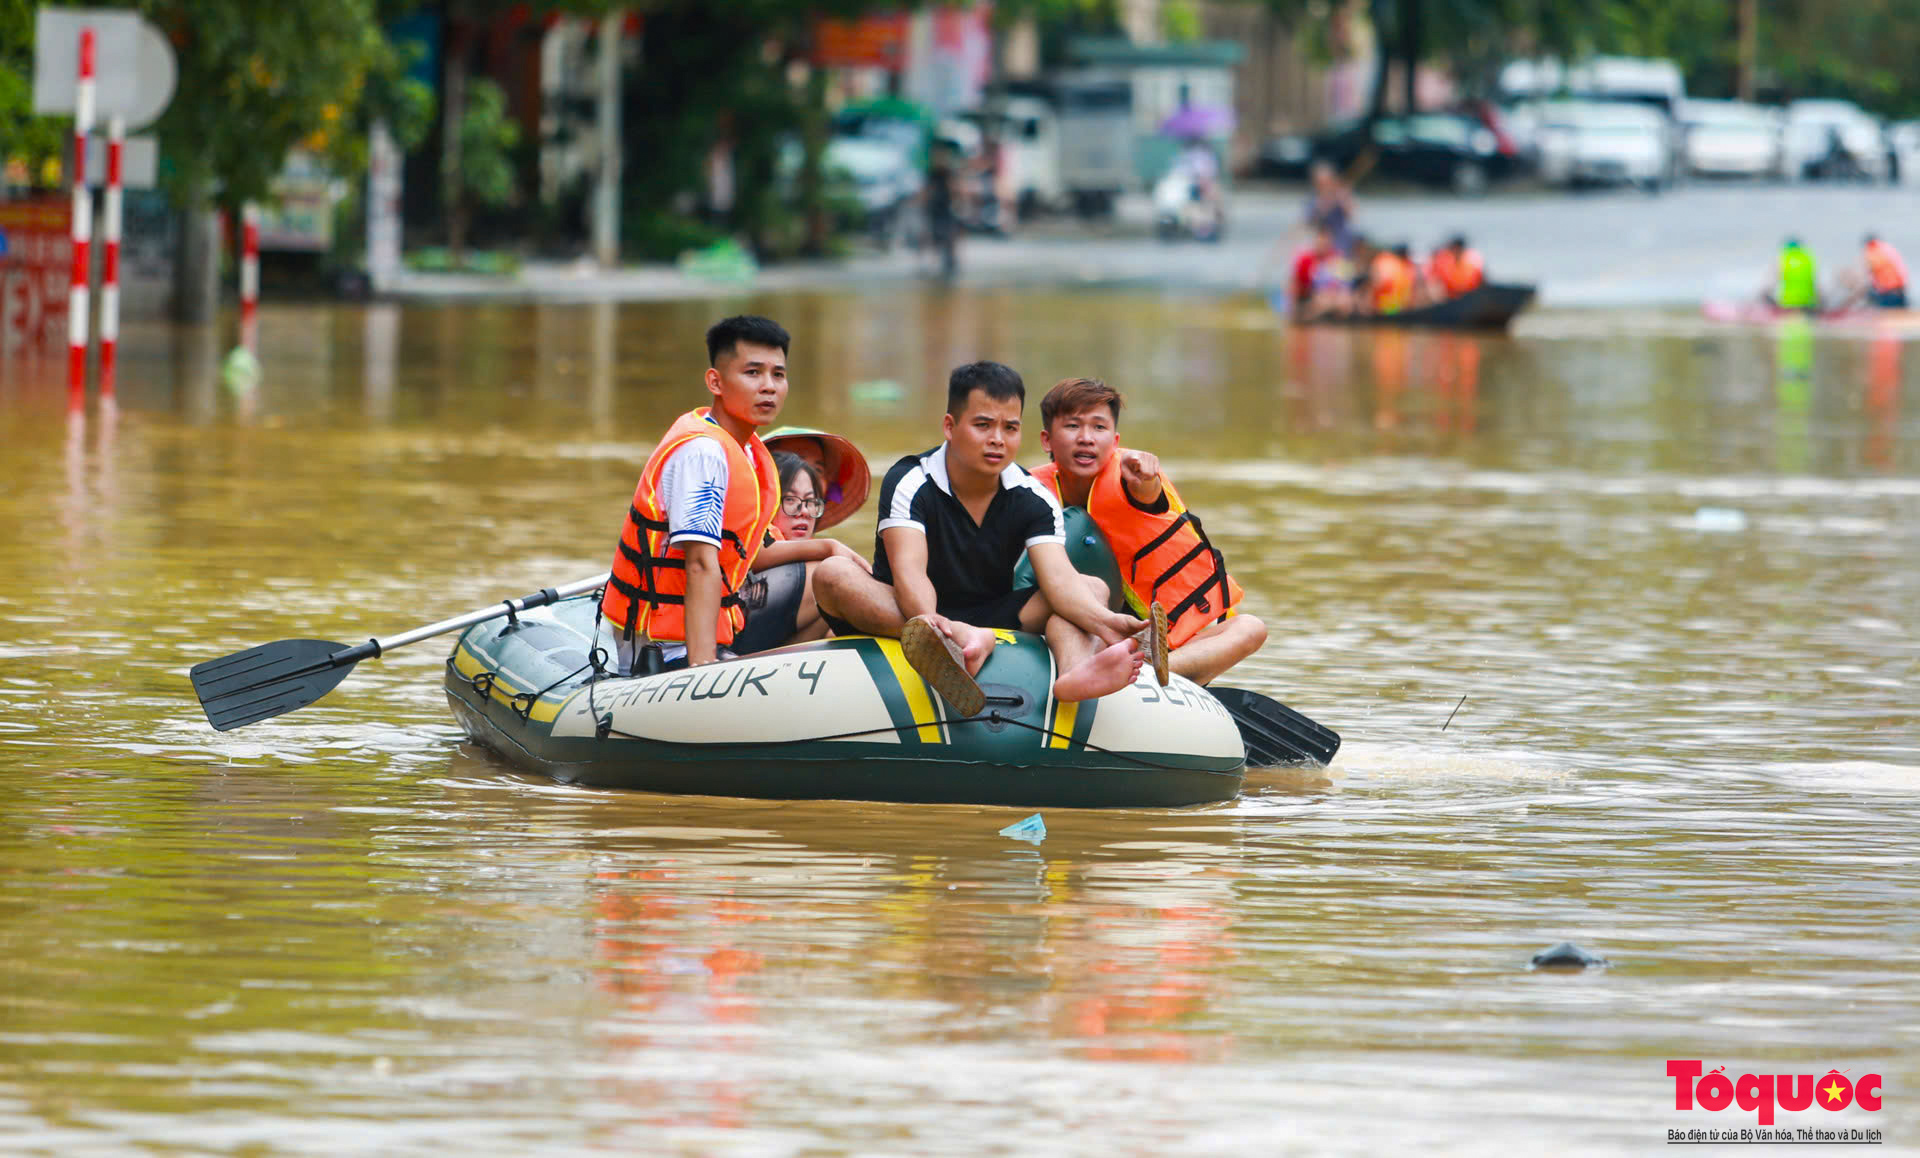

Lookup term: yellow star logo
[1822,1080,1847,1104]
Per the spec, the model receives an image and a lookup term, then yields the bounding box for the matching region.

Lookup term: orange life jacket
[1866,240,1908,293]
[601,408,779,646]
[1370,253,1414,314]
[1031,453,1243,648]
[1429,248,1484,297]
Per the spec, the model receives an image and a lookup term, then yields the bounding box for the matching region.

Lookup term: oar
[1208,685,1341,767]
[190,574,610,732]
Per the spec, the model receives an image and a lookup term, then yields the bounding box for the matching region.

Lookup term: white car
[1682,100,1784,179]
[1783,99,1890,182]
[1535,100,1669,190]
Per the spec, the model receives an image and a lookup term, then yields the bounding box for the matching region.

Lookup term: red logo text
[1668,1061,1883,1126]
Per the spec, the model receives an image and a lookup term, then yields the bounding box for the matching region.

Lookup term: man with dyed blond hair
[1031,376,1267,685]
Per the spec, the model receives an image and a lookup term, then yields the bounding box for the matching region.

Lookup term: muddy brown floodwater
[1,292,1916,1155]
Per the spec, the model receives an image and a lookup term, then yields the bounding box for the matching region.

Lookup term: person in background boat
[1288,224,1354,320]
[599,315,861,676]
[1033,377,1267,686]
[1765,237,1821,312]
[1351,237,1416,316]
[812,361,1148,707]
[1392,243,1433,309]
[1859,234,1909,309]
[1426,235,1485,300]
[1304,160,1355,254]
[763,427,872,533]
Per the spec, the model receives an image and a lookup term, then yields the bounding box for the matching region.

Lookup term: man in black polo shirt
[814,361,1149,711]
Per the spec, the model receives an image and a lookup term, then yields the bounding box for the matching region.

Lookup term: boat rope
[458,660,597,721]
[455,654,1238,774]
[599,711,1231,775]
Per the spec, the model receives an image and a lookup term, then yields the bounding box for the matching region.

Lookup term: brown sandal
[901,616,986,717]
[1146,601,1171,687]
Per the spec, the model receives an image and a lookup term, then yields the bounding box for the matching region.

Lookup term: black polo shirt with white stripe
[873,443,1066,610]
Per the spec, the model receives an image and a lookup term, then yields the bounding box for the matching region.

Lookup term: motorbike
[1152,167,1225,242]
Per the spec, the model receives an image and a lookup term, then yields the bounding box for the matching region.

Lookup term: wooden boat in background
[1290,282,1537,331]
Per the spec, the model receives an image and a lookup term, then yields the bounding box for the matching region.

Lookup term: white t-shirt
[657,437,733,548]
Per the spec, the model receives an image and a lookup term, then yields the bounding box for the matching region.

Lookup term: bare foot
[928,614,996,677]
[955,624,997,677]
[1052,638,1144,703]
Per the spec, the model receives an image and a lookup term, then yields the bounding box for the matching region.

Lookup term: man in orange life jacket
[1427,234,1485,299]
[1861,233,1909,309]
[812,361,1149,708]
[599,315,866,674]
[1351,235,1415,316]
[1033,378,1268,686]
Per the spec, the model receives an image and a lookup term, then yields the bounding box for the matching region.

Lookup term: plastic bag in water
[998,813,1047,844]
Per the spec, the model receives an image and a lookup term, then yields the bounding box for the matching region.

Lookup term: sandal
[900,616,986,717]
[1145,601,1171,687]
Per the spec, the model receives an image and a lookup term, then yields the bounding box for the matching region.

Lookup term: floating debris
[221,346,261,395]
[998,813,1047,844]
[848,379,905,405]
[1530,941,1609,971]
[1692,507,1749,533]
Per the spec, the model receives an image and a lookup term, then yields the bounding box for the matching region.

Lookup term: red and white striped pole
[100,114,123,401]
[67,26,95,410]
[239,202,259,354]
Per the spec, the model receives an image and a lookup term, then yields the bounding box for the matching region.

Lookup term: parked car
[1783,100,1891,182]
[774,133,922,247]
[825,136,922,239]
[1681,99,1785,179]
[1502,55,1687,184]
[1257,112,1522,194]
[1534,100,1668,190]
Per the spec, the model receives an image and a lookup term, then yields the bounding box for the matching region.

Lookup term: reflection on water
[1,292,1916,1154]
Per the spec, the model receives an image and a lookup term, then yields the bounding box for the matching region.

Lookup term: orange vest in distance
[1429,248,1485,297]
[1865,240,1908,293]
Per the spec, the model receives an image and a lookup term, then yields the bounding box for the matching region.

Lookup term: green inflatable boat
[444,592,1246,809]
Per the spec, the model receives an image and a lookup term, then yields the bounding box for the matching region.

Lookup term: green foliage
[130,0,395,208]
[405,246,520,274]
[622,0,890,260]
[0,0,70,186]
[458,78,519,209]
[621,210,728,263]
[1162,1,1202,42]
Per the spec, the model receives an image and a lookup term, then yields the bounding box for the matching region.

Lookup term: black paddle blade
[191,639,357,731]
[1209,686,1342,767]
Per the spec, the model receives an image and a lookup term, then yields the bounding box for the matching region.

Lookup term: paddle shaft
[191,574,611,730]
[358,573,611,661]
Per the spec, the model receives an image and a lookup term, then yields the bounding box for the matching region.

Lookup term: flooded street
[2,291,1916,1154]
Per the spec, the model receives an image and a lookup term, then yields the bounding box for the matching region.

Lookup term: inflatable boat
[444,593,1247,809]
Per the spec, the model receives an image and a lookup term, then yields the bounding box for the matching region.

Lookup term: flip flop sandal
[1146,601,1171,687]
[901,616,986,717]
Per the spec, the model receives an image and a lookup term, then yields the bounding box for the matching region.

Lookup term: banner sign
[0,198,73,354]
[813,12,909,71]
